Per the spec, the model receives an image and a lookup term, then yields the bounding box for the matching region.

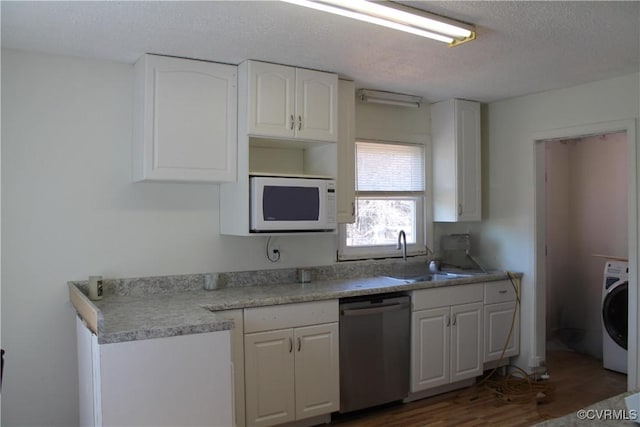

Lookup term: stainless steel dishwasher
[339,293,411,413]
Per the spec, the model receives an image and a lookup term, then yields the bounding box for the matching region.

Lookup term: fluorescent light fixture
[358,89,422,108]
[282,0,476,46]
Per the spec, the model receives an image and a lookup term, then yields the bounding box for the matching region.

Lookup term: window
[339,141,426,259]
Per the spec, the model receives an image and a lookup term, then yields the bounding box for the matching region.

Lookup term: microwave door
[262,185,320,223]
[251,178,328,231]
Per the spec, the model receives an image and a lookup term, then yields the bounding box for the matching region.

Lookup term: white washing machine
[602,260,628,373]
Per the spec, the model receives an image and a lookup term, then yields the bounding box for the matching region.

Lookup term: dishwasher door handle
[341,302,410,317]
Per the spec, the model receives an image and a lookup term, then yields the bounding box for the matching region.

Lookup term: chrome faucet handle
[397,230,407,261]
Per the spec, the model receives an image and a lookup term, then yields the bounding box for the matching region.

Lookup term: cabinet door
[484,302,519,362]
[294,323,340,420]
[456,99,481,221]
[411,307,450,392]
[337,80,356,223]
[295,68,338,142]
[431,99,481,222]
[247,61,296,138]
[450,302,483,382]
[245,330,295,427]
[133,54,237,182]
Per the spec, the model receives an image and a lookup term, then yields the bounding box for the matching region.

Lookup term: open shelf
[249,137,336,180]
[249,172,335,180]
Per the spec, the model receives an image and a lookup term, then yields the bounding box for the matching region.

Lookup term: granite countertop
[534,391,639,426]
[70,263,520,345]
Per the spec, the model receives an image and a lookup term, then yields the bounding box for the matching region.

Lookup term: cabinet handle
[290,115,295,130]
[452,314,457,326]
[351,201,355,217]
[297,337,302,352]
[446,315,450,327]
[499,290,508,294]
[298,115,302,131]
[458,204,462,216]
[289,337,293,353]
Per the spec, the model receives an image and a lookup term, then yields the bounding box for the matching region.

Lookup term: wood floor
[331,350,627,427]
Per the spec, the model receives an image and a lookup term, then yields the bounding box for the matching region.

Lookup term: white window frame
[338,140,427,261]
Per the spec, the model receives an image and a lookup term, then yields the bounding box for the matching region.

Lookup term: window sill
[337,251,427,262]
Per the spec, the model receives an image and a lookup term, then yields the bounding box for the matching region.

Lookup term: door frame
[533,119,638,389]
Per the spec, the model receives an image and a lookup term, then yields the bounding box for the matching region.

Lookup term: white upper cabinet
[337,80,356,224]
[295,68,338,141]
[431,99,481,221]
[133,54,237,183]
[246,61,295,139]
[245,61,338,143]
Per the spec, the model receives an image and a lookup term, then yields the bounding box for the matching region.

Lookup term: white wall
[545,141,571,338]
[567,134,627,358]
[479,73,639,373]
[0,50,337,426]
[546,133,627,358]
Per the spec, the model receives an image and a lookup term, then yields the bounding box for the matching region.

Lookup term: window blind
[355,141,425,192]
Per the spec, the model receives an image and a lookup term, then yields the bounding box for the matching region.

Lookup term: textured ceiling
[2,1,639,103]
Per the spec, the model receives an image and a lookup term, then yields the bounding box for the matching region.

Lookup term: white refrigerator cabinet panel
[77,317,233,427]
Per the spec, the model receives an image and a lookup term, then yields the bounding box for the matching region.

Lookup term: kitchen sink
[381,273,457,283]
[380,271,484,283]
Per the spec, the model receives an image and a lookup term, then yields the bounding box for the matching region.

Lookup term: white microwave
[250,176,337,233]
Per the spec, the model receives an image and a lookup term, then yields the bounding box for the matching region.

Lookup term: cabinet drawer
[412,284,483,311]
[244,300,339,333]
[484,280,518,304]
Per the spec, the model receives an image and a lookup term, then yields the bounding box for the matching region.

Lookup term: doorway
[544,132,627,361]
[533,119,638,391]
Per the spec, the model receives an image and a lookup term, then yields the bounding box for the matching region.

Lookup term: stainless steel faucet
[397,230,407,261]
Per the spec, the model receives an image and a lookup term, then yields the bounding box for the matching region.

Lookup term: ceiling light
[358,89,422,108]
[282,0,476,46]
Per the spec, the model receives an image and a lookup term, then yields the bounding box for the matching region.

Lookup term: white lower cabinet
[243,301,339,427]
[450,303,484,382]
[76,317,233,427]
[294,324,340,419]
[411,285,483,393]
[483,280,520,362]
[245,329,296,426]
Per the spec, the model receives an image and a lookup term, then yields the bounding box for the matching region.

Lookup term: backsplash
[72,256,431,297]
